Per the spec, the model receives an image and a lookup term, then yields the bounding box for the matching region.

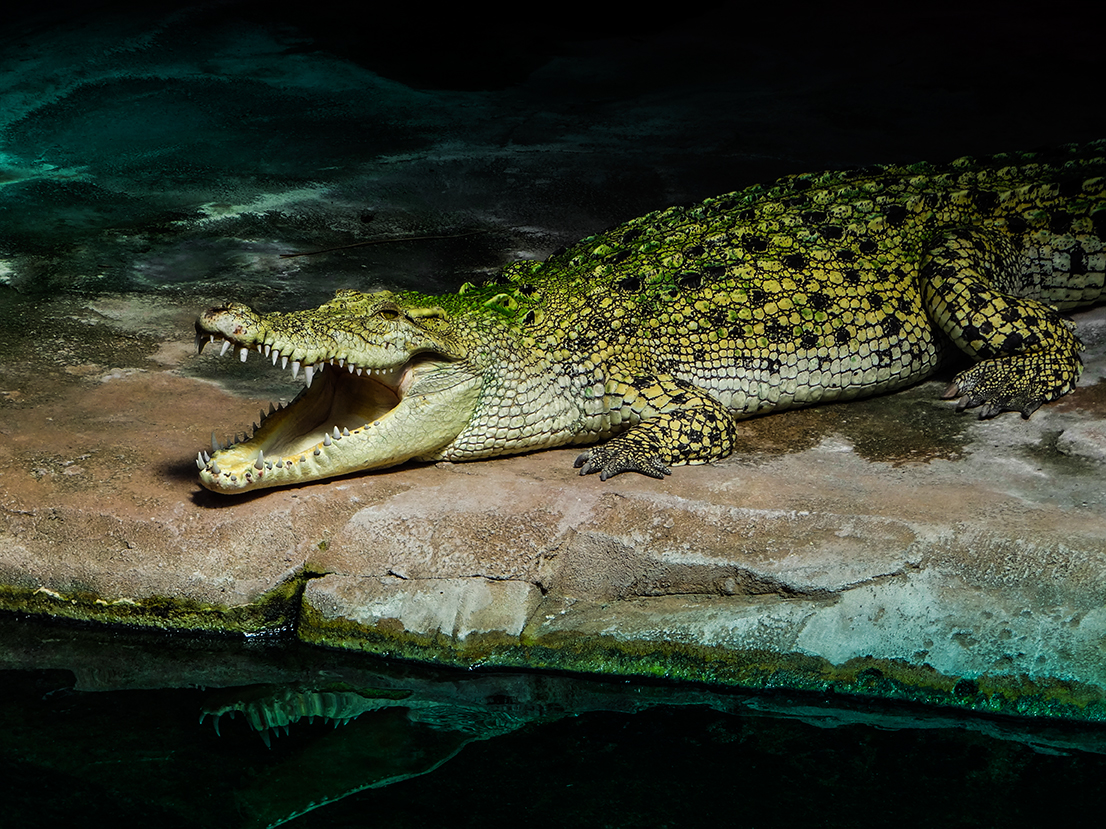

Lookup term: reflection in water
[3,617,1106,828]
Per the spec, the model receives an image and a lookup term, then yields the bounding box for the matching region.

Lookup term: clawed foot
[942,353,1080,419]
[574,444,672,480]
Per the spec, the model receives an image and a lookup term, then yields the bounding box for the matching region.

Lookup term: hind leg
[921,228,1082,418]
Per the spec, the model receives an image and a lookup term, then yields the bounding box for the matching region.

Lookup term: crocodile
[194,141,1106,494]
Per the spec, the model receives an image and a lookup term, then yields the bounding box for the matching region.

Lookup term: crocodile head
[193,289,483,494]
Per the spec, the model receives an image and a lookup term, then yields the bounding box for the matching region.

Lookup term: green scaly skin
[194,141,1106,494]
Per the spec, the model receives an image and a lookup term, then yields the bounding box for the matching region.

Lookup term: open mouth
[195,330,425,492]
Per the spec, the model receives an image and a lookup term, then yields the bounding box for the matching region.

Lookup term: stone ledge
[1,294,1105,721]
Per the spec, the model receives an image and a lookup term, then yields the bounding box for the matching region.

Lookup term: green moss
[0,574,305,635]
[298,605,1106,724]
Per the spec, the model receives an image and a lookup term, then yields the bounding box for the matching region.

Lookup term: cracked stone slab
[2,293,1106,720]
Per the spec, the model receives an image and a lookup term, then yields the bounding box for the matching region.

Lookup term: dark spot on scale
[1093,210,1106,239]
[765,321,790,341]
[749,288,767,306]
[791,178,813,191]
[522,310,536,325]
[843,268,862,285]
[784,195,807,208]
[881,316,903,337]
[1006,216,1028,234]
[834,327,853,346]
[606,249,633,264]
[617,275,642,292]
[1057,177,1084,198]
[621,228,642,245]
[1069,244,1086,274]
[738,209,755,222]
[783,253,807,271]
[819,224,843,240]
[858,239,877,254]
[838,248,856,262]
[802,211,827,226]
[800,331,819,349]
[704,265,726,279]
[1049,211,1073,234]
[678,272,703,290]
[488,273,510,286]
[519,283,538,295]
[971,190,998,213]
[1000,332,1025,354]
[809,293,831,311]
[884,204,908,226]
[685,244,705,257]
[744,235,768,253]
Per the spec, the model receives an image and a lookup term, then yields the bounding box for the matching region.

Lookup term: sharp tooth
[239,347,249,362]
[260,409,267,423]
[272,349,280,366]
[264,344,271,357]
[265,461,273,470]
[211,460,221,475]
[268,402,276,414]
[255,450,265,470]
[332,426,341,439]
[314,447,322,456]
[203,451,210,462]
[304,364,314,387]
[211,433,222,452]
[291,360,301,380]
[341,427,350,436]
[338,358,345,368]
[196,452,205,470]
[282,356,289,370]
[323,433,331,446]
[317,362,325,373]
[347,364,355,373]
[356,367,363,376]
[219,340,232,357]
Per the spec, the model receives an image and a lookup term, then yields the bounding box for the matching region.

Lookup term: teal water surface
[3,617,1105,828]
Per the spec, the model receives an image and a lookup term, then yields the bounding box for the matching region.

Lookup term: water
[3,616,1105,828]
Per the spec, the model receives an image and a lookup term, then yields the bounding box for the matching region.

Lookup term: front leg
[574,375,740,480]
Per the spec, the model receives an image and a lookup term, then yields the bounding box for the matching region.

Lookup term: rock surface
[2,3,1106,725]
[2,290,1105,721]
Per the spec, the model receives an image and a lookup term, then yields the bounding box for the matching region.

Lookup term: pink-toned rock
[2,293,1105,720]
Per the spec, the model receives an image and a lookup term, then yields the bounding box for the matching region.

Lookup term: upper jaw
[194,321,417,391]
[194,296,467,379]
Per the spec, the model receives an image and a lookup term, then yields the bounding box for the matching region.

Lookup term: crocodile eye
[376,301,402,321]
